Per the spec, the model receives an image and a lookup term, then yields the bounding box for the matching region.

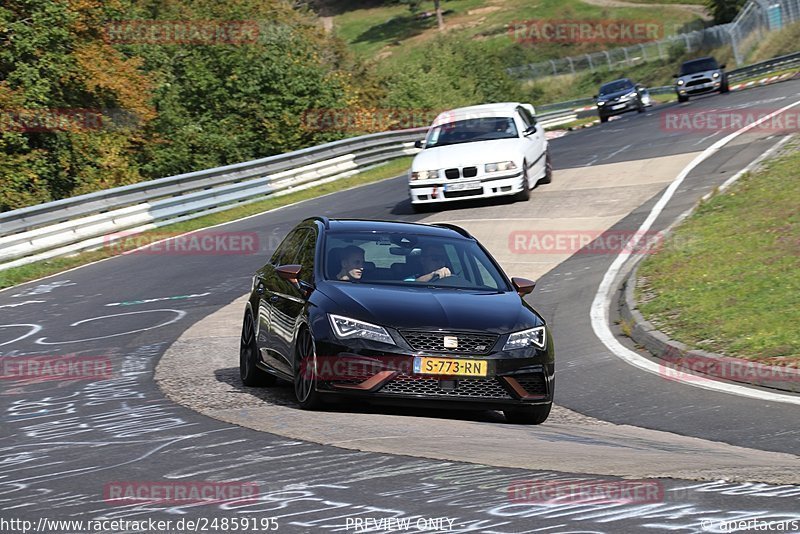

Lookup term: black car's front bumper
[311,340,554,409]
[598,98,639,118]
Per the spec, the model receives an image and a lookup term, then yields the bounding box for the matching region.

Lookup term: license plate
[445,181,481,192]
[612,103,626,110]
[413,357,487,377]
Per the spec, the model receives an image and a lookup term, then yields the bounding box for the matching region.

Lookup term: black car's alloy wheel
[240,312,275,387]
[504,403,552,425]
[294,329,323,409]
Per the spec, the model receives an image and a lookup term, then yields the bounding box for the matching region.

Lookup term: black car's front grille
[400,331,497,354]
[514,374,547,395]
[445,168,460,179]
[685,78,711,87]
[379,374,513,399]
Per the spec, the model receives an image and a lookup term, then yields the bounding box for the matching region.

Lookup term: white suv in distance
[409,102,552,212]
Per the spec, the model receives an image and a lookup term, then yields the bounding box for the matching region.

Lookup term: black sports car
[240,217,555,424]
[595,78,648,123]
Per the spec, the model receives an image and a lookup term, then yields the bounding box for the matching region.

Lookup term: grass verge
[0,157,413,291]
[636,142,800,364]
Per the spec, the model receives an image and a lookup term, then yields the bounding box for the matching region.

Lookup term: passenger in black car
[337,245,365,281]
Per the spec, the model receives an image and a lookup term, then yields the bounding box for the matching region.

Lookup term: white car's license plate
[445,181,481,192]
[612,103,626,110]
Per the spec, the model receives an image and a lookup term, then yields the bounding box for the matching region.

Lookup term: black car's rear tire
[240,312,275,387]
[504,403,552,425]
[294,328,324,410]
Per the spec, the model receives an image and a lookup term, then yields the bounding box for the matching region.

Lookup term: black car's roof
[315,218,472,239]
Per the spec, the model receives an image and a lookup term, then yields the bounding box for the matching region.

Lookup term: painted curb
[619,265,800,393]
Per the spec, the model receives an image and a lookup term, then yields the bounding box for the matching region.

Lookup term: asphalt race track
[1,80,800,533]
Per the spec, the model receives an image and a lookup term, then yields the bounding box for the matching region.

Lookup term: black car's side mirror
[672,73,679,78]
[720,64,727,69]
[593,94,598,99]
[277,264,314,297]
[277,264,302,283]
[511,277,536,296]
[414,139,425,149]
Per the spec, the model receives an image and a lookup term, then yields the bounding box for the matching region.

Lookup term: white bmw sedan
[409,102,552,211]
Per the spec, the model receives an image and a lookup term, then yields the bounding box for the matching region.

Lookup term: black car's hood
[315,281,542,334]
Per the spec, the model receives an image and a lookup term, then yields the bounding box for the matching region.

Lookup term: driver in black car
[413,244,452,282]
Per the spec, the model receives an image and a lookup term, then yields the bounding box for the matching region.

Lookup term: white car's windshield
[425,117,518,148]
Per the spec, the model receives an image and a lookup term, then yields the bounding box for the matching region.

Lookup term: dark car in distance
[595,78,648,123]
[240,217,555,424]
[675,56,729,102]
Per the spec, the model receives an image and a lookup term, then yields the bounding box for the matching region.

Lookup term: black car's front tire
[240,312,276,387]
[599,114,609,123]
[504,403,552,425]
[678,94,689,103]
[294,328,324,410]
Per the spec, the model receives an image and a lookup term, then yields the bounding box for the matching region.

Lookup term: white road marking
[0,324,43,347]
[602,144,632,161]
[35,309,187,345]
[590,98,800,405]
[692,130,722,146]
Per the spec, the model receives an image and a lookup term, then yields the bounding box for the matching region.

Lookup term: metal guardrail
[0,128,426,270]
[2,49,798,272]
[727,50,800,81]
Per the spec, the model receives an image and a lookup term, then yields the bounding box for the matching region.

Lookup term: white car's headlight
[485,161,517,173]
[503,326,546,350]
[328,314,395,345]
[677,79,685,86]
[411,170,438,181]
[712,72,720,78]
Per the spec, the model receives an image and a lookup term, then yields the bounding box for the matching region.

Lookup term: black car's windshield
[425,117,518,148]
[599,80,634,95]
[680,58,719,75]
[324,232,511,291]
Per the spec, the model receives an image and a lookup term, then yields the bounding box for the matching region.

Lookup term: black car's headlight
[328,314,395,345]
[503,326,546,350]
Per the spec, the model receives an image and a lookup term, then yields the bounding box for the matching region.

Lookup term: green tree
[399,0,444,30]
[706,0,747,24]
